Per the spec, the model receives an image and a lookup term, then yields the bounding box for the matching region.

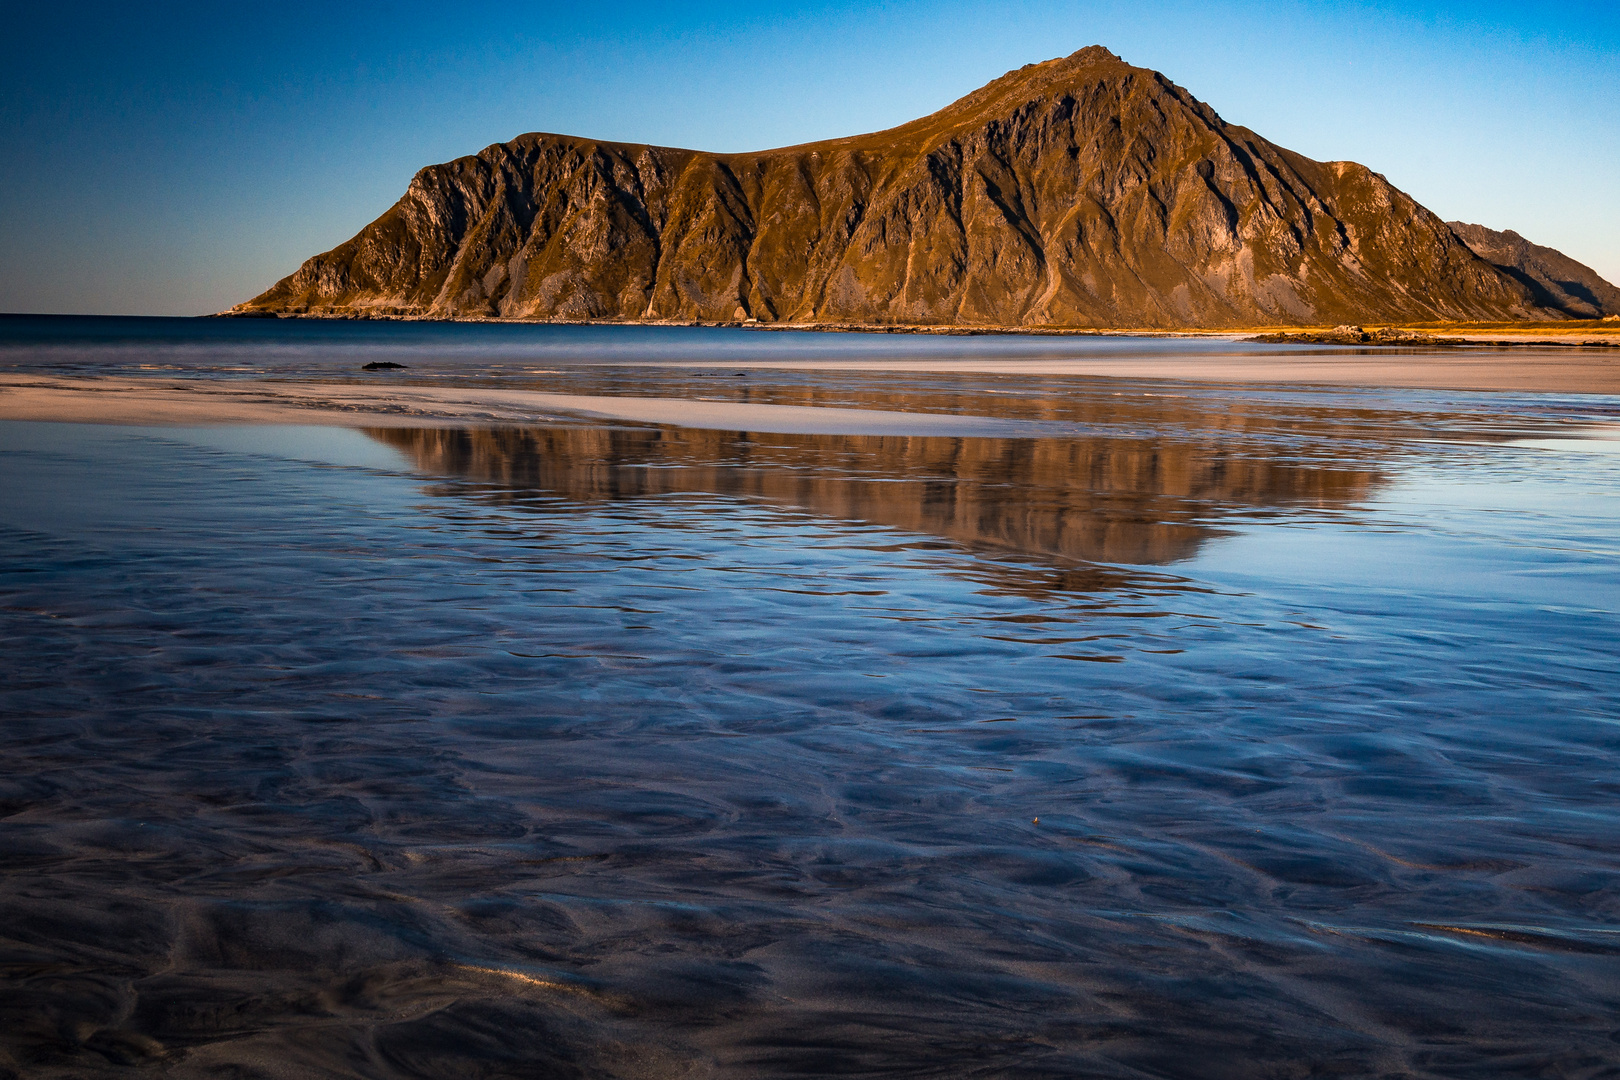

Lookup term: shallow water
[0,313,1282,376]
[2,319,1619,1078]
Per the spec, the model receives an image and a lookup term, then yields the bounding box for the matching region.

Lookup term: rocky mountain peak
[1064,44,1124,65]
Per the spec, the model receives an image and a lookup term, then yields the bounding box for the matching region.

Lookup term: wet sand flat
[654,346,1620,393]
[4,318,1620,1078]
[4,402,1618,1078]
[3,340,1620,436]
[0,376,1053,435]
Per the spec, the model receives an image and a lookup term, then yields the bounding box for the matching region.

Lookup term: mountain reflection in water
[367,422,1380,569]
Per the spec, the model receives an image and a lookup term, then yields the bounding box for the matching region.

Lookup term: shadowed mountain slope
[1447,222,1620,319]
[236,46,1557,328]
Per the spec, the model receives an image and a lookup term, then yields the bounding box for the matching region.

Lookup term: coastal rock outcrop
[236,47,1566,327]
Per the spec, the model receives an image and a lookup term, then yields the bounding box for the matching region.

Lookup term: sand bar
[640,348,1620,394]
[0,376,1058,436]
[3,346,1619,438]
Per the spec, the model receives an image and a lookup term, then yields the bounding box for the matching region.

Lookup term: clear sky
[2,0,1615,316]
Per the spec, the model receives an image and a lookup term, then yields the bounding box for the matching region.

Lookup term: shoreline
[209,311,1620,347]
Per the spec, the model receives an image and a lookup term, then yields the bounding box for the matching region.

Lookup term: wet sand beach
[2,334,1620,434]
[0,376,1059,435]
[2,319,1619,1078]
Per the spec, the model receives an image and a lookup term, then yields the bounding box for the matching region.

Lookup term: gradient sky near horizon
[2,0,1616,316]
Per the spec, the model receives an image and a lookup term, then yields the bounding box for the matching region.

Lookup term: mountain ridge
[234,47,1568,328]
[1447,222,1620,319]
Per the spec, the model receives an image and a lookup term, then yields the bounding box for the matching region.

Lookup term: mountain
[234,46,1558,328]
[1446,222,1620,319]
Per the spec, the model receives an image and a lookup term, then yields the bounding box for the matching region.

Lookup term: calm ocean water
[2,316,1618,1078]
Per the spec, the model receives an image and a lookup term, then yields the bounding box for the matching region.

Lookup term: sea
[2,314,1618,1078]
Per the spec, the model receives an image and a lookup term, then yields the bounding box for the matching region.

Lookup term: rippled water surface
[2,319,1620,1078]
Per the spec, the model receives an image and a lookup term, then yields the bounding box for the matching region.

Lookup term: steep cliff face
[1447,222,1620,319]
[236,46,1553,327]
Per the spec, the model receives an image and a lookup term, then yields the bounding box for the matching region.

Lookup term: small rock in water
[361,361,407,370]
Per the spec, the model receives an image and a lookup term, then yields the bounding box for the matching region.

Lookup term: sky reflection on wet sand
[2,342,1619,1077]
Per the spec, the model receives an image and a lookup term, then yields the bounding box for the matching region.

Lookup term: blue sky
[2,0,1615,315]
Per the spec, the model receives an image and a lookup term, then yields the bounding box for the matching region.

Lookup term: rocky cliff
[235,46,1559,327]
[1447,222,1620,319]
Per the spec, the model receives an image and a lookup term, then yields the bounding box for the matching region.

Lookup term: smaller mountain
[1447,223,1620,319]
